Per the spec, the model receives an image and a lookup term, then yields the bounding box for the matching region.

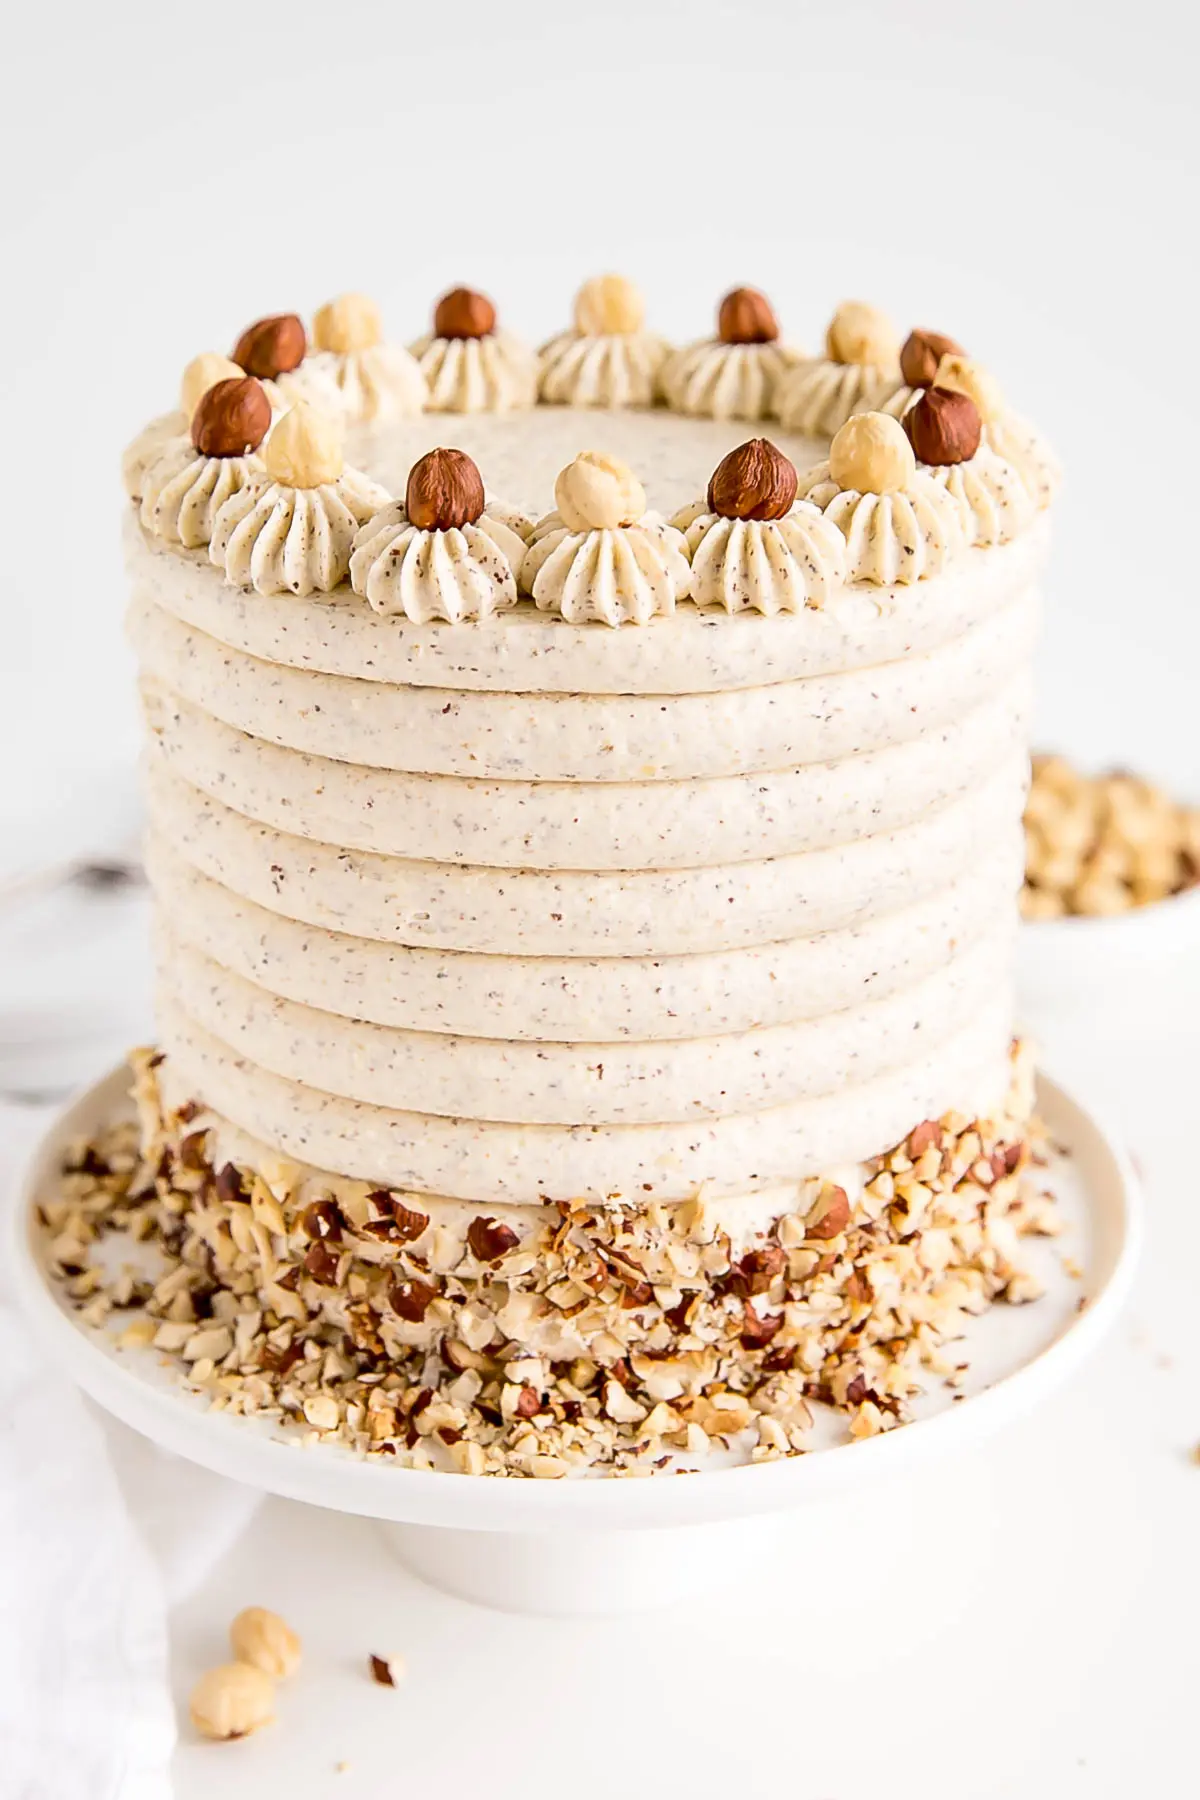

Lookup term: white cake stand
[8,1064,1140,1615]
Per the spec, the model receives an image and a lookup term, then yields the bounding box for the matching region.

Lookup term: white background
[3,2,1199,1795]
[3,0,1198,852]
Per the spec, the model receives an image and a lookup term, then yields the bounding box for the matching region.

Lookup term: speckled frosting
[408,332,537,413]
[118,281,1056,1477]
[209,467,390,597]
[660,341,799,422]
[674,499,847,613]
[350,501,526,622]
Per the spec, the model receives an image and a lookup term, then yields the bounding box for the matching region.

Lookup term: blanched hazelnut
[825,300,899,367]
[554,450,646,532]
[574,274,645,336]
[188,1662,275,1741]
[313,292,383,355]
[263,402,344,488]
[829,412,915,494]
[934,354,1006,424]
[229,1607,302,1680]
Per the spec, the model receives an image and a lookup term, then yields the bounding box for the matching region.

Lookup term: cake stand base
[8,1064,1140,1615]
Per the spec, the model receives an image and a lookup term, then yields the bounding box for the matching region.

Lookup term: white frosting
[127,504,1050,693]
[141,673,1028,870]
[984,413,1061,509]
[123,411,185,501]
[660,341,798,421]
[349,501,525,623]
[519,515,693,625]
[145,751,1026,958]
[147,832,1020,1044]
[537,332,670,409]
[776,360,900,436]
[798,462,970,585]
[209,467,390,596]
[156,990,1012,1202]
[924,445,1036,547]
[127,576,1040,782]
[126,400,1041,1208]
[678,501,847,613]
[139,440,264,549]
[281,345,427,424]
[408,332,537,413]
[158,922,1011,1125]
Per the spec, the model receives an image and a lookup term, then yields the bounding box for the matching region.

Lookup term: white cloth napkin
[0,781,263,1798]
[0,1099,262,1800]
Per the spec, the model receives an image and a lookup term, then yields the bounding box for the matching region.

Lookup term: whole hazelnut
[433,287,497,340]
[899,328,964,390]
[405,447,486,531]
[829,412,916,495]
[313,292,383,355]
[825,300,899,367]
[229,1607,302,1680]
[934,353,1005,424]
[262,402,344,488]
[717,287,780,346]
[188,1663,275,1741]
[574,274,645,336]
[190,377,272,458]
[903,386,982,466]
[180,353,246,421]
[554,451,646,532]
[707,438,798,521]
[233,313,307,380]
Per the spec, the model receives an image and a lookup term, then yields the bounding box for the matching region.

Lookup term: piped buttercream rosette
[659,287,800,422]
[281,292,428,423]
[931,355,1061,510]
[776,301,902,437]
[538,275,671,409]
[122,352,279,502]
[519,452,693,626]
[208,402,390,597]
[672,439,847,614]
[409,286,537,413]
[797,412,970,585]
[903,386,1036,546]
[139,376,273,549]
[350,449,526,623]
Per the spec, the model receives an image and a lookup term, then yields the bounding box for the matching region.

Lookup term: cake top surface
[123,277,1059,638]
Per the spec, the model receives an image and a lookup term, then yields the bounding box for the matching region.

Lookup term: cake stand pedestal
[8,1067,1140,1615]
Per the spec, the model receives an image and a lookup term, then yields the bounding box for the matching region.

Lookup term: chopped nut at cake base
[40,1043,1056,1478]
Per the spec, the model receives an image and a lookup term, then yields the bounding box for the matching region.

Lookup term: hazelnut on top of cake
[933,354,1061,509]
[775,300,902,438]
[122,352,273,502]
[139,376,272,550]
[864,325,968,422]
[296,292,428,424]
[207,401,390,596]
[671,438,847,613]
[903,386,1035,546]
[796,411,970,584]
[519,450,693,624]
[408,286,537,413]
[538,274,672,410]
[659,286,802,422]
[350,447,527,623]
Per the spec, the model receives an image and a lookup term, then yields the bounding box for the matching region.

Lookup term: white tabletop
[159,960,1200,1800]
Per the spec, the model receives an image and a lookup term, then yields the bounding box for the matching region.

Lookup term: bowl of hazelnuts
[1017,753,1200,1004]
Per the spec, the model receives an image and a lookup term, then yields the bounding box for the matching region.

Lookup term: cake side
[110,288,1060,1466]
